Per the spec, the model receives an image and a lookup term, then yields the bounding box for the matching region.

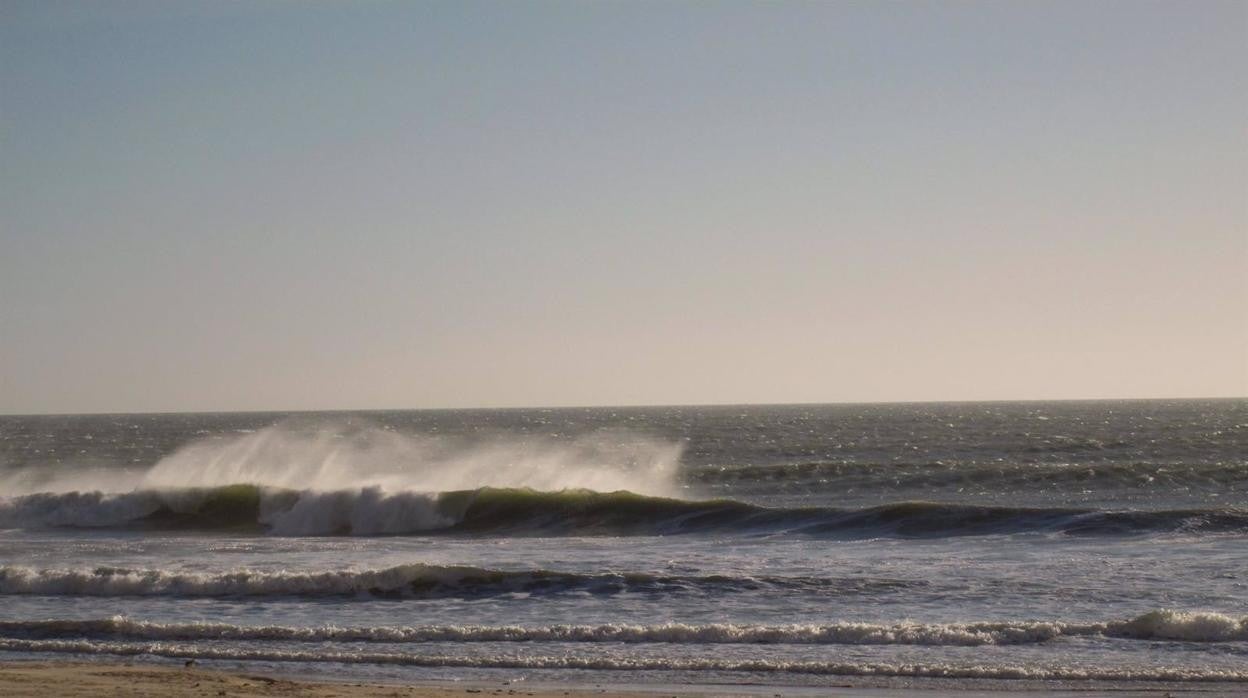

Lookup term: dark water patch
[4,486,1247,538]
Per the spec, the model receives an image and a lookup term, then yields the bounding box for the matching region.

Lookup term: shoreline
[2,662,659,698]
[1,661,1244,698]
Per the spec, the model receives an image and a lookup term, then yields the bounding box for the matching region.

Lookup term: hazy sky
[1,1,1245,414]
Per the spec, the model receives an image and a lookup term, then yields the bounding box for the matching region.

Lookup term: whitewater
[1,400,1245,692]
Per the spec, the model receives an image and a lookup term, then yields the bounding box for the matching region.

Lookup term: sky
[1,1,1245,414]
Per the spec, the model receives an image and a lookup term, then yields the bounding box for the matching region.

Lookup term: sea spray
[0,419,684,497]
[139,420,684,495]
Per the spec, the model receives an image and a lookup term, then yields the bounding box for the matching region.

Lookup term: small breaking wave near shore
[1,611,1244,645]
[0,563,909,599]
[1,637,1245,682]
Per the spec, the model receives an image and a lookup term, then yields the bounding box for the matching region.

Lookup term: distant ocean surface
[1,400,1245,693]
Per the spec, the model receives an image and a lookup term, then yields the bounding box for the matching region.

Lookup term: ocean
[0,400,1244,693]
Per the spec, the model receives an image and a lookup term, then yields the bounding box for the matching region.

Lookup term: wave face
[0,637,1245,682]
[1,611,1244,645]
[3,485,1246,538]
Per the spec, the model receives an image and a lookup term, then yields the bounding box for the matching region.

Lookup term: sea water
[0,400,1244,693]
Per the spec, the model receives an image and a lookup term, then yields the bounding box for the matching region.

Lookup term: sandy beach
[4,661,1246,698]
[0,662,670,698]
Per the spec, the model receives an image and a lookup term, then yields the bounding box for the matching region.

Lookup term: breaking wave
[0,563,912,599]
[0,637,1245,682]
[0,610,1244,645]
[2,485,1246,537]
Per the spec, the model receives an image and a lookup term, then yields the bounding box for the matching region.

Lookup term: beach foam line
[1,611,1244,645]
[0,564,911,599]
[0,637,1245,682]
[3,485,1246,537]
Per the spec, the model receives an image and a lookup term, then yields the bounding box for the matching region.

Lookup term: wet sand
[0,662,660,698]
[1,661,1240,697]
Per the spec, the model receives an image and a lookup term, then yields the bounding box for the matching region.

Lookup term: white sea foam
[0,563,920,599]
[0,637,1244,682]
[0,612,1243,645]
[0,564,494,597]
[1106,609,1248,642]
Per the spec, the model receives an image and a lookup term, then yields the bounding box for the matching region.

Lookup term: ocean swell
[693,459,1248,496]
[3,485,1247,537]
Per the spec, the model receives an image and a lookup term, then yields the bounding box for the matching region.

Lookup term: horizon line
[2,394,1244,419]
